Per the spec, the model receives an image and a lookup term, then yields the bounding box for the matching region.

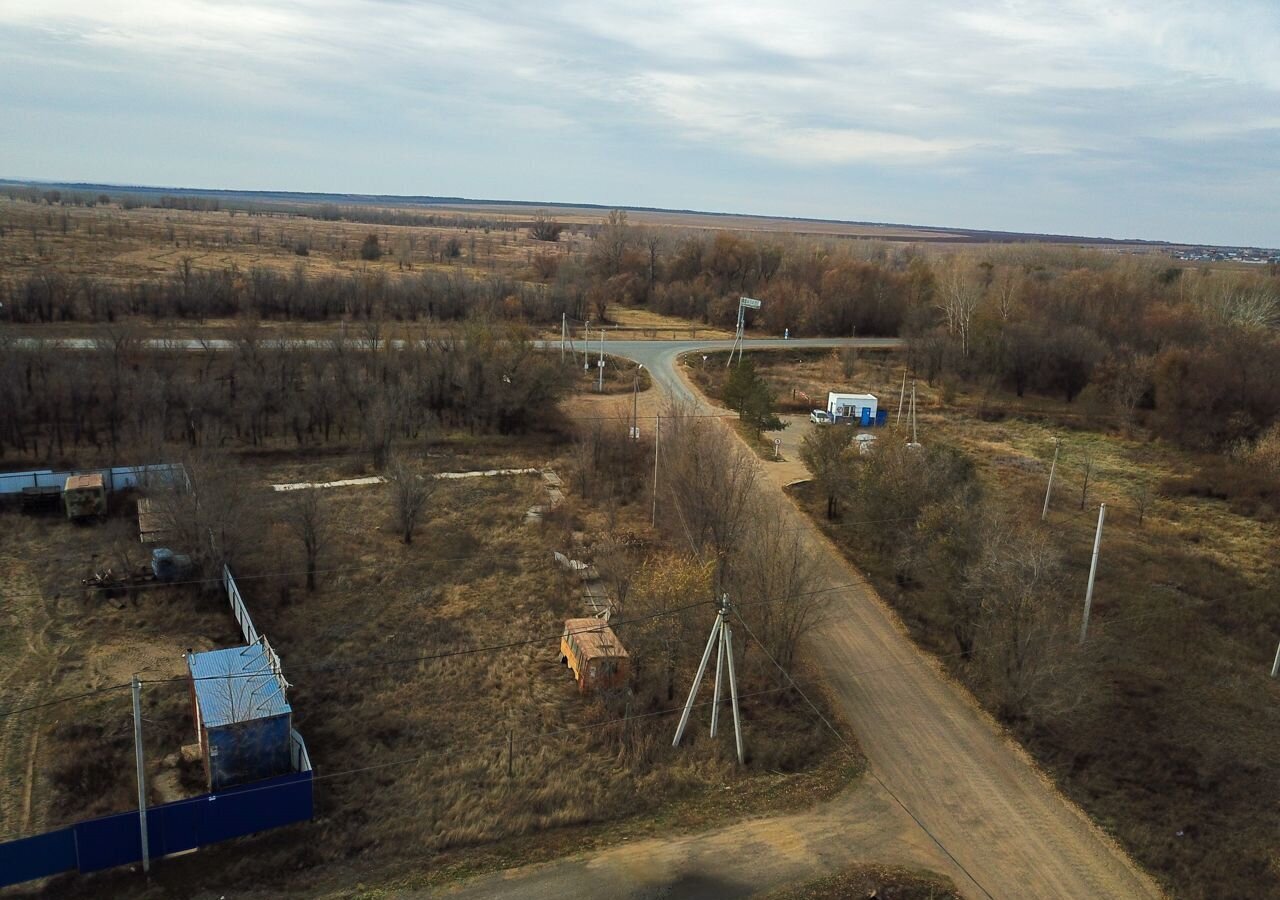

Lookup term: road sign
[739,297,762,309]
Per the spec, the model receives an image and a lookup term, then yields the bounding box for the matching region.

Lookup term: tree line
[0,323,570,464]
[903,255,1280,451]
[1,265,580,326]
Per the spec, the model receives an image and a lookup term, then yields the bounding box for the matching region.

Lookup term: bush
[360,233,381,261]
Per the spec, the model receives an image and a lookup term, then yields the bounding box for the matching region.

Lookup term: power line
[0,684,131,720]
[2,513,923,601]
[0,587,1185,721]
[729,607,997,900]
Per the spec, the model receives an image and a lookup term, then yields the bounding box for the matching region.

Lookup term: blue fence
[0,769,312,888]
[0,463,188,496]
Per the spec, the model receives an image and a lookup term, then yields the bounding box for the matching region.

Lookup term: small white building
[826,392,878,422]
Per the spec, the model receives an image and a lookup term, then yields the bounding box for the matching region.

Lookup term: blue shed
[187,641,293,792]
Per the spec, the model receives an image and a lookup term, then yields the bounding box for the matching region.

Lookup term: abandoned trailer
[187,641,294,791]
[560,618,630,693]
[63,472,107,520]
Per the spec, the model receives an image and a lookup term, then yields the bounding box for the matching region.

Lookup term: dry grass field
[0,197,561,285]
[699,349,1280,899]
[0,422,854,898]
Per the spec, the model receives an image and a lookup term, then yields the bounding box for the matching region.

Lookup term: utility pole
[631,366,641,439]
[895,370,907,428]
[651,414,660,526]
[672,595,745,764]
[131,675,150,874]
[560,313,566,362]
[583,319,591,370]
[1041,439,1060,522]
[1080,502,1107,643]
[727,297,762,367]
[597,326,605,393]
[1271,639,1280,678]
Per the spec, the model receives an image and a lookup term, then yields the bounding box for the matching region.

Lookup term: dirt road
[446,347,1165,899]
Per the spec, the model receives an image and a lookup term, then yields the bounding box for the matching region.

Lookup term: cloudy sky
[1,1,1277,245]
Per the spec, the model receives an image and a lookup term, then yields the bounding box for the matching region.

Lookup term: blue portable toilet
[875,410,888,427]
[188,641,293,791]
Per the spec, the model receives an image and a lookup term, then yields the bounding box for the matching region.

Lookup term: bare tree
[388,454,436,545]
[1078,450,1095,510]
[152,450,261,578]
[936,260,982,357]
[629,553,713,701]
[800,425,856,519]
[283,489,329,592]
[730,506,825,675]
[659,403,757,589]
[1128,478,1152,527]
[964,515,1079,720]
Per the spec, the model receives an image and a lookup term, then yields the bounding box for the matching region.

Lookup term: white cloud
[0,0,1276,241]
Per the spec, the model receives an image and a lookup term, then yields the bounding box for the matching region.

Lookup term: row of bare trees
[0,264,577,325]
[588,406,825,707]
[800,430,1084,720]
[0,324,570,463]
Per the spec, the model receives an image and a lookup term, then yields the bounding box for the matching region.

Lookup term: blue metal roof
[188,643,291,729]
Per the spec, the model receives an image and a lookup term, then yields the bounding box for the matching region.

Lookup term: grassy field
[705,349,1280,900]
[0,419,855,897]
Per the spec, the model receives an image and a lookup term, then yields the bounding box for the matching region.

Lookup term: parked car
[810,409,832,424]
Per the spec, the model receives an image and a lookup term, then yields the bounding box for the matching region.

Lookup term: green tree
[360,233,382,261]
[723,359,785,435]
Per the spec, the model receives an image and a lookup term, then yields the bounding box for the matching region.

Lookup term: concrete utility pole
[597,326,605,393]
[131,675,150,874]
[631,366,642,439]
[673,595,745,764]
[583,319,591,370]
[651,415,660,526]
[1041,439,1060,522]
[896,370,907,428]
[1080,502,1107,643]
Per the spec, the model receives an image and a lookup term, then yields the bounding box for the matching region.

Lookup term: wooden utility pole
[1080,503,1107,643]
[132,675,150,874]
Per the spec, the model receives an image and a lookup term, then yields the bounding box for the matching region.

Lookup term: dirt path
[0,558,57,841]
[431,780,945,900]
[432,357,1164,899]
